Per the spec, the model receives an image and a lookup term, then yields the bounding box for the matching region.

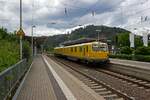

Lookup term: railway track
[50,56,134,100]
[48,55,150,100]
[96,69,150,90]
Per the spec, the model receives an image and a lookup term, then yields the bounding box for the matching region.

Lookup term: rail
[0,59,28,100]
[53,57,133,100]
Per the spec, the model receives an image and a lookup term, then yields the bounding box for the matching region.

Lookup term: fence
[0,59,28,100]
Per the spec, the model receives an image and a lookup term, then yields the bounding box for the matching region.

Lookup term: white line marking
[43,56,77,100]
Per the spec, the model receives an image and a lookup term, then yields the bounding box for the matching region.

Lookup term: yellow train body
[54,42,109,63]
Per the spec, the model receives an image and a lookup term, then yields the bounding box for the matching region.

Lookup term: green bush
[120,46,133,54]
[109,54,132,60]
[117,32,130,47]
[0,27,31,72]
[134,46,150,55]
[133,55,150,62]
[0,40,19,72]
[109,54,150,62]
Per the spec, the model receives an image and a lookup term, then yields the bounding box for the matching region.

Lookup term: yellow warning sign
[17,28,25,37]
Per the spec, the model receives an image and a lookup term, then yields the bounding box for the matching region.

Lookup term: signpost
[17,0,25,60]
[17,28,25,60]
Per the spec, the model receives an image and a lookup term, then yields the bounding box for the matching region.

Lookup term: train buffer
[12,55,104,100]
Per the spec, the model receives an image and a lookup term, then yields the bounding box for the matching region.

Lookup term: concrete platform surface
[43,55,104,100]
[13,55,104,100]
[110,58,150,70]
[14,56,57,100]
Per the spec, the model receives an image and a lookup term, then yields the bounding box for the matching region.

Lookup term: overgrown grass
[0,40,19,72]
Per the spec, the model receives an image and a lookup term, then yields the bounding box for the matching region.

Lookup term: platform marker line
[43,56,77,100]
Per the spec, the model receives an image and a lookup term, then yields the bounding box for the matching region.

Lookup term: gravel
[51,57,150,100]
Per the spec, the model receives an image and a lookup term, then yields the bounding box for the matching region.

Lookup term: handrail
[0,59,28,100]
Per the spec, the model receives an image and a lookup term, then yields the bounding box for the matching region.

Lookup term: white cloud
[0,0,150,36]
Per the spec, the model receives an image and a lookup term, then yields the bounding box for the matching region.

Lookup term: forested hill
[69,25,129,40]
[44,25,129,51]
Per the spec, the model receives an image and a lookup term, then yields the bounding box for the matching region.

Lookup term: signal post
[17,0,25,60]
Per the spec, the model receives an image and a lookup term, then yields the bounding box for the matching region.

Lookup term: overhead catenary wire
[45,0,150,30]
[0,0,150,32]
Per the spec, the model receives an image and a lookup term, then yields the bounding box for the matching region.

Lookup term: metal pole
[20,36,22,60]
[34,38,36,56]
[96,30,101,42]
[31,27,33,57]
[20,0,22,29]
[20,0,23,60]
[98,32,99,42]
[31,26,35,57]
[31,0,36,57]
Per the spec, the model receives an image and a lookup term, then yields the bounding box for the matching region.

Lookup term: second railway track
[48,55,150,100]
[96,69,150,90]
[50,56,134,100]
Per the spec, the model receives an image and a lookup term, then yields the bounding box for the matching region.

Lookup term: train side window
[86,46,88,52]
[74,47,77,52]
[71,48,73,52]
[79,47,82,52]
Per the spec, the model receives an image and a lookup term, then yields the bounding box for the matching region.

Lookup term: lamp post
[20,0,23,60]
[16,0,25,60]
[96,30,101,42]
[31,25,36,57]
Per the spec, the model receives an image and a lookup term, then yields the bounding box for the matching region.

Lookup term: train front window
[92,44,107,52]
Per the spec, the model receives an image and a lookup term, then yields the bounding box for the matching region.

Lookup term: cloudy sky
[0,0,150,36]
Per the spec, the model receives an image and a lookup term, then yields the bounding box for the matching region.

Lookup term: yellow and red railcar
[54,41,109,64]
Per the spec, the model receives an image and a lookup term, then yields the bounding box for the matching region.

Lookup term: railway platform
[110,58,150,70]
[13,55,104,100]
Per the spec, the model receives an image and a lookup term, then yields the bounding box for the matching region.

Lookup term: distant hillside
[69,25,129,40]
[44,25,129,51]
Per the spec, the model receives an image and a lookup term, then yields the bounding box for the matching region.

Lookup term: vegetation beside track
[0,27,31,72]
[109,54,150,62]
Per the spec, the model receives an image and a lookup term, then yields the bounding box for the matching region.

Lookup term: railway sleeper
[90,83,99,86]
[134,80,142,82]
[127,82,133,85]
[89,81,96,84]
[146,89,150,91]
[103,94,118,99]
[138,81,147,84]
[127,78,137,81]
[94,88,107,92]
[98,91,112,95]
[131,84,138,87]
[145,83,150,86]
[91,85,102,89]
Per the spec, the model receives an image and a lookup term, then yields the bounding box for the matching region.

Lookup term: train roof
[55,41,107,49]
[60,38,98,46]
